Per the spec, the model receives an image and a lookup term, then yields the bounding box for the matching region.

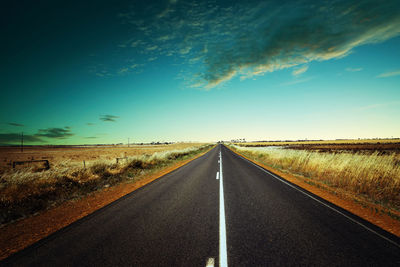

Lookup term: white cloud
[346,67,363,72]
[377,69,400,78]
[118,68,129,74]
[280,77,313,86]
[179,46,192,55]
[146,45,159,51]
[357,101,400,111]
[292,65,309,76]
[131,40,144,47]
[158,35,173,41]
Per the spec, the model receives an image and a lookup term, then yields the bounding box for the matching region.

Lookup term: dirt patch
[232,150,400,237]
[0,150,209,261]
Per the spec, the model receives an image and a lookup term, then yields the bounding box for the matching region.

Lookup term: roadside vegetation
[238,138,400,147]
[0,144,213,226]
[229,143,400,214]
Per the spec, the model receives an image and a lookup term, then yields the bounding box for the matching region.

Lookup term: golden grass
[0,143,207,172]
[237,138,400,146]
[0,144,213,226]
[230,145,400,210]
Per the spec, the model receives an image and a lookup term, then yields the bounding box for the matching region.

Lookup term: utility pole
[21,132,24,152]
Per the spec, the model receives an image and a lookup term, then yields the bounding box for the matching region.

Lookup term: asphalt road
[2,145,400,266]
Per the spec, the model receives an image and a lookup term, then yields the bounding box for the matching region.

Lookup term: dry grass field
[235,139,400,156]
[237,138,400,146]
[0,143,212,226]
[230,140,400,215]
[0,143,207,173]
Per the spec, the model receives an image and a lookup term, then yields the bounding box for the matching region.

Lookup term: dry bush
[231,145,400,209]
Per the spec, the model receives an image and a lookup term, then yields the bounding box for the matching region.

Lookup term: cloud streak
[346,67,363,72]
[292,65,309,76]
[281,76,313,86]
[377,69,400,78]
[357,101,400,111]
[35,127,74,139]
[0,127,74,144]
[122,0,400,88]
[100,115,119,122]
[8,122,24,127]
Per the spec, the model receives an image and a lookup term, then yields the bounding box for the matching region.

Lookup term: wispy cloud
[130,40,144,48]
[100,115,119,122]
[35,127,74,139]
[8,122,24,127]
[86,123,95,126]
[118,67,129,74]
[357,101,400,111]
[292,65,309,76]
[120,0,400,88]
[377,69,400,78]
[281,77,313,86]
[0,127,74,144]
[346,67,363,72]
[146,45,159,51]
[90,61,144,77]
[89,64,113,78]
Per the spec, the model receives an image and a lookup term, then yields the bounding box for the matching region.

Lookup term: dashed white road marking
[206,257,215,267]
[219,149,228,267]
[216,171,219,180]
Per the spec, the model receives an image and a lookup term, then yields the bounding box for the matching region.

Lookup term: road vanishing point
[2,145,400,266]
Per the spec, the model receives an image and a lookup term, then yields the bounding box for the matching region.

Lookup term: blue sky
[1,0,400,144]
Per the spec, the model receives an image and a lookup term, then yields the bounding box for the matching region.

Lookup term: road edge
[0,146,215,261]
[228,147,400,238]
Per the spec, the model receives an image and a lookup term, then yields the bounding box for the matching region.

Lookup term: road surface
[2,145,400,266]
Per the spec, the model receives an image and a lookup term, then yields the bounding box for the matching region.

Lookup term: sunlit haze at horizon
[1,0,400,144]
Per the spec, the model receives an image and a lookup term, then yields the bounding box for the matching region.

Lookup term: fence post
[44,160,50,170]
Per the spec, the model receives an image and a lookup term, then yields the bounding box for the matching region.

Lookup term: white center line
[216,171,219,180]
[219,149,228,267]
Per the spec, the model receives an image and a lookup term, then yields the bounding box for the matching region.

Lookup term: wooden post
[83,160,86,169]
[21,132,24,153]
[44,160,50,170]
